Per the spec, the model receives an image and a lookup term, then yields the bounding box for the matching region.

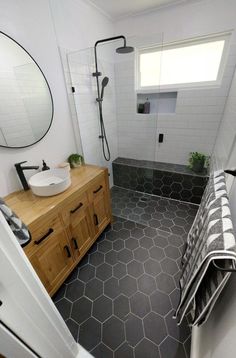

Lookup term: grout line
[112,185,200,207]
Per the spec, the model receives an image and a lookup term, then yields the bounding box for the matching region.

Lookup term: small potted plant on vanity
[188,152,207,174]
[68,154,84,168]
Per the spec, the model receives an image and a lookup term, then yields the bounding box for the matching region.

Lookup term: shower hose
[98,100,111,162]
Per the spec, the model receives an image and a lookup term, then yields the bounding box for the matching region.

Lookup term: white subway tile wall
[61,35,236,172]
[213,67,236,170]
[115,39,236,165]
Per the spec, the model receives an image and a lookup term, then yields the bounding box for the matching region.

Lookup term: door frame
[0,212,80,358]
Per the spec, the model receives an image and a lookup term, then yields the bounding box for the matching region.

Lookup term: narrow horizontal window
[138,33,230,89]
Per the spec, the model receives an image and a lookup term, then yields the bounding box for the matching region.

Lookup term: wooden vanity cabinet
[61,191,93,261]
[5,165,112,297]
[88,176,111,235]
[26,229,74,294]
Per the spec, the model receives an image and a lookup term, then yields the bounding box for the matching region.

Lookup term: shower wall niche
[137,92,177,114]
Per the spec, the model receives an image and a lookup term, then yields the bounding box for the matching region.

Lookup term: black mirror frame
[0,31,54,149]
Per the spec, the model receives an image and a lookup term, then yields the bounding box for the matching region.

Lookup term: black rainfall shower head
[101,76,109,99]
[116,46,134,54]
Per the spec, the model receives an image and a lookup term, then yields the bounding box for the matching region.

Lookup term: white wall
[0,0,78,197]
[115,0,236,165]
[213,69,236,170]
[50,0,118,185]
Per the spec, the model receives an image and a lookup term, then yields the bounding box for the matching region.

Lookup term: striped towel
[175,170,236,326]
[0,198,31,247]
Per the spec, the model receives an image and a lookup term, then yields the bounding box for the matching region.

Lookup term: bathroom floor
[53,187,198,358]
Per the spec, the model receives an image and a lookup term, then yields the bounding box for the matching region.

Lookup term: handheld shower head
[101,76,109,99]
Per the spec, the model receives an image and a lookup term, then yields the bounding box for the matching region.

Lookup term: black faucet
[15,161,39,191]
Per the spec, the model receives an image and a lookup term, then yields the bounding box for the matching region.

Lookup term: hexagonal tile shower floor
[53,187,198,358]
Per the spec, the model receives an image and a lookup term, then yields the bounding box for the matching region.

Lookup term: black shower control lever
[159,134,164,143]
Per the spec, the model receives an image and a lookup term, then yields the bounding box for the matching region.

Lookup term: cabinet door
[89,175,111,234]
[27,230,73,295]
[61,192,93,260]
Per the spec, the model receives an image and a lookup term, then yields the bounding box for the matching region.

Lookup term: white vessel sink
[29,169,71,197]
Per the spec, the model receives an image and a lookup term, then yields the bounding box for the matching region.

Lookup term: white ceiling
[87,0,192,19]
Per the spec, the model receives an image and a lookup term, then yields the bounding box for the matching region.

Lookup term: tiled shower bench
[112,157,208,204]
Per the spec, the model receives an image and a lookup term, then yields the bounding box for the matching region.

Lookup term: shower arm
[93,35,126,100]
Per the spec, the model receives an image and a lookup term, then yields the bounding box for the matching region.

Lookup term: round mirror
[0,32,53,148]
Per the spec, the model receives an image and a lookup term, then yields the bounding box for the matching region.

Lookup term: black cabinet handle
[70,202,83,214]
[94,214,99,226]
[72,238,79,250]
[0,300,2,307]
[64,245,72,258]
[34,228,54,245]
[93,185,103,194]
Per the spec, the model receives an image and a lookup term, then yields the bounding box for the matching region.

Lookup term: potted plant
[68,154,84,168]
[188,152,207,173]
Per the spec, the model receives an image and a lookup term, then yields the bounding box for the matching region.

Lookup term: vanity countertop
[5,164,107,226]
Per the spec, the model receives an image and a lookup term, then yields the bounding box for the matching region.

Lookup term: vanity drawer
[25,213,63,255]
[61,192,89,227]
[88,175,106,202]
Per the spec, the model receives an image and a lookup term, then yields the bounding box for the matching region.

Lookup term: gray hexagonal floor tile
[130,292,151,318]
[161,257,179,275]
[85,278,103,300]
[125,237,140,250]
[118,248,133,263]
[65,280,84,302]
[114,295,130,321]
[79,317,101,351]
[156,272,176,294]
[96,263,112,281]
[77,265,95,283]
[144,258,162,276]
[119,275,138,297]
[55,298,72,321]
[134,247,149,262]
[165,246,181,260]
[150,290,172,316]
[113,239,125,252]
[89,252,105,267]
[135,338,160,358]
[125,313,144,347]
[104,277,120,299]
[127,260,144,278]
[92,295,112,322]
[149,246,165,261]
[113,262,127,279]
[144,312,167,345]
[71,297,92,324]
[105,250,118,265]
[114,342,134,358]
[137,274,157,295]
[103,316,125,350]
[65,319,79,341]
[159,336,186,358]
[53,187,198,357]
[91,343,113,358]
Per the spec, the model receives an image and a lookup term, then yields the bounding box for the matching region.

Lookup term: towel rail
[212,259,236,272]
[224,169,236,176]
